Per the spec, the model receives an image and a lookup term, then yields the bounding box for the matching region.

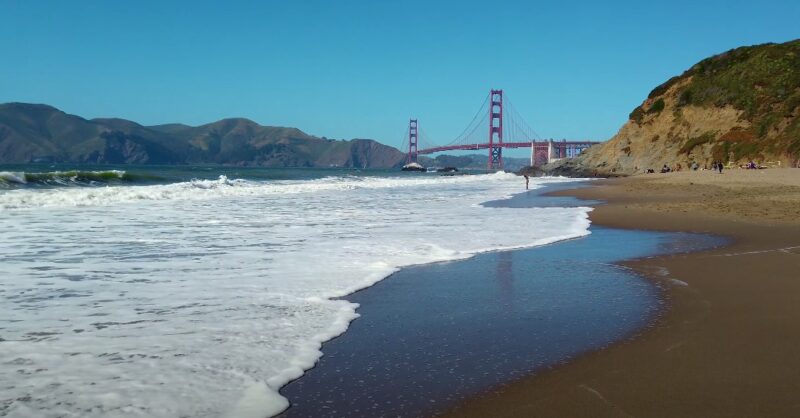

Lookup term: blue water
[279,186,724,417]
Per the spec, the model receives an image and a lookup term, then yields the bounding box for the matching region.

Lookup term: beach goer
[712,161,718,171]
[524,174,529,190]
[718,162,724,174]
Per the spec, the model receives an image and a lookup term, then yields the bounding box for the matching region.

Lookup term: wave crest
[0,172,533,210]
[0,170,134,188]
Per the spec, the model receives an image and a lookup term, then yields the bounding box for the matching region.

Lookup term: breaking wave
[0,172,537,210]
[0,169,147,188]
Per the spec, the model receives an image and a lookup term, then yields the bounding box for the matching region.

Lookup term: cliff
[557,39,800,175]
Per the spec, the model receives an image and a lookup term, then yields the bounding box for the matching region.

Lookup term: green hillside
[565,39,800,176]
[634,39,800,162]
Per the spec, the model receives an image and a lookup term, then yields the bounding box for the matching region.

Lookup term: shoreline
[276,181,719,417]
[442,169,800,417]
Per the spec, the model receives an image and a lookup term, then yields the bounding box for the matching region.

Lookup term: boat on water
[401,162,426,172]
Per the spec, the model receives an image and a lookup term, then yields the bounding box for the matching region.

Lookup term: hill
[0,103,407,168]
[555,39,800,175]
[419,154,531,171]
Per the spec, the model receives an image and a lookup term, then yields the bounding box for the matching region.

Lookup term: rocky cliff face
[557,39,800,176]
[0,103,407,168]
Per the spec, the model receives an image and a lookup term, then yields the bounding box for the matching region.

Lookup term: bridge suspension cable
[418,127,436,151]
[442,92,490,147]
[398,124,410,154]
[503,92,542,142]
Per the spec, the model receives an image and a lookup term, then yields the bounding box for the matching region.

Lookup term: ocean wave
[0,171,534,210]
[0,171,27,185]
[0,169,140,189]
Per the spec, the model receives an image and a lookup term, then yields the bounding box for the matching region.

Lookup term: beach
[443,169,800,417]
[4,167,799,417]
[277,182,724,417]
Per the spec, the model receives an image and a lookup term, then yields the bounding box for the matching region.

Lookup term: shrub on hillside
[629,106,645,124]
[647,98,665,114]
[679,132,716,154]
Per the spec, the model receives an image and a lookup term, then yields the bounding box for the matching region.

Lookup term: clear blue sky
[1,0,798,155]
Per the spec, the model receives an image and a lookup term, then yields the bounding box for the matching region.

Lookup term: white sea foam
[669,278,689,286]
[0,171,27,185]
[0,173,591,417]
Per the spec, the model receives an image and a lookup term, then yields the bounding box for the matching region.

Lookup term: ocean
[0,165,591,418]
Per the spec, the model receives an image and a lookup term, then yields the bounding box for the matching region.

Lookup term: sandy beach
[443,168,800,418]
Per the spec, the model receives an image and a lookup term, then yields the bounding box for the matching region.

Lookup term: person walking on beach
[524,174,529,190]
[718,161,724,174]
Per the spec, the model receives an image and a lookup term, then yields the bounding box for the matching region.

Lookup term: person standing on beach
[718,161,724,174]
[524,174,530,190]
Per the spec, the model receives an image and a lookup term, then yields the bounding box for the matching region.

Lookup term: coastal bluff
[549,39,800,176]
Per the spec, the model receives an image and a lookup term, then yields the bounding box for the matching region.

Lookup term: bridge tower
[488,89,503,170]
[407,119,418,164]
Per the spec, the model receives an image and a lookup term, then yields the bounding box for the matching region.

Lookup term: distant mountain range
[0,103,407,168]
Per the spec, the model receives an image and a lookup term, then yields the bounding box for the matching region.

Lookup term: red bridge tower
[407,119,418,164]
[488,89,503,170]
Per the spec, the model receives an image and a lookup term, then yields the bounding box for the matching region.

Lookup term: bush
[647,75,683,99]
[679,132,716,154]
[756,113,779,137]
[629,106,645,124]
[647,98,665,114]
[712,128,765,161]
[678,90,693,106]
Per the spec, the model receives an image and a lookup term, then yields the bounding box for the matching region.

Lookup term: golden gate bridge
[403,89,600,170]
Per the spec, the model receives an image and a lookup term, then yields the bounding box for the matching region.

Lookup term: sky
[1,0,799,156]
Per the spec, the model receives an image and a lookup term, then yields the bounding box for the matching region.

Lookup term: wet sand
[277,184,721,417]
[443,169,800,418]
